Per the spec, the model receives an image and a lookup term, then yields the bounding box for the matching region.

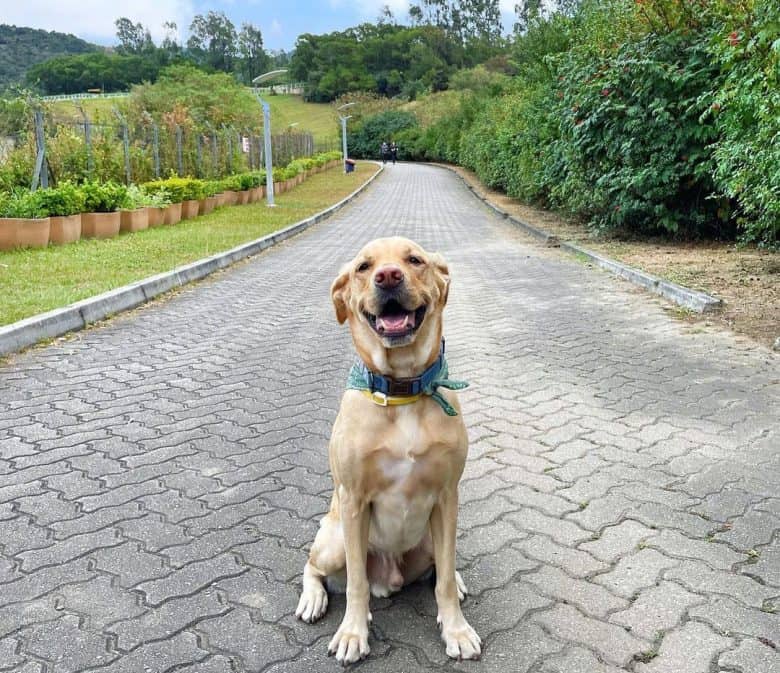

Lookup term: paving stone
[90,541,169,588]
[718,638,780,673]
[20,614,116,672]
[667,559,776,609]
[523,565,628,618]
[635,620,734,673]
[195,607,301,671]
[452,623,563,673]
[109,589,228,651]
[135,553,246,606]
[593,549,680,598]
[689,596,780,642]
[53,576,145,630]
[505,509,591,546]
[466,546,538,595]
[215,568,299,622]
[714,510,780,550]
[579,520,657,563]
[532,603,649,667]
[610,580,705,640]
[0,559,95,607]
[538,645,624,673]
[646,529,746,570]
[458,520,527,560]
[86,631,208,673]
[514,535,609,577]
[116,514,193,551]
[18,527,122,572]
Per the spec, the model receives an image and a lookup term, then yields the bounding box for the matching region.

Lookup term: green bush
[127,184,171,208]
[349,111,418,160]
[81,181,130,213]
[33,181,85,216]
[0,189,47,218]
[142,176,204,202]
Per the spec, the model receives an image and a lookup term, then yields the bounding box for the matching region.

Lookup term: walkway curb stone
[0,164,383,358]
[434,163,723,314]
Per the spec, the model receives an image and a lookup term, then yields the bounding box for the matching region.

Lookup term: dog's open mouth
[364,300,427,338]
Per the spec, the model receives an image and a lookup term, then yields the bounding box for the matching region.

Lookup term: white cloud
[270,19,283,36]
[4,0,194,43]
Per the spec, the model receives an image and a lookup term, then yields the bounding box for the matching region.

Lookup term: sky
[4,0,518,52]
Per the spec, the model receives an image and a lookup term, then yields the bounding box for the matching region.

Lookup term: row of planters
[0,151,343,251]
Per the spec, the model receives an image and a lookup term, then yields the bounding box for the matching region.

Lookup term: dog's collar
[346,340,468,416]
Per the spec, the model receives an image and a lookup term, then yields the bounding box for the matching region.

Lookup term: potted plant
[120,185,152,233]
[272,167,286,195]
[220,175,241,206]
[201,181,220,214]
[80,181,129,239]
[249,170,266,202]
[138,187,171,227]
[180,178,205,219]
[34,181,84,245]
[143,178,183,225]
[0,190,50,250]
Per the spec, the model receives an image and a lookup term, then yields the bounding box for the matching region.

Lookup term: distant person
[380,141,389,164]
[390,141,398,165]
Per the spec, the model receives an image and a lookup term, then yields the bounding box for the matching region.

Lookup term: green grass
[0,161,378,326]
[47,93,340,145]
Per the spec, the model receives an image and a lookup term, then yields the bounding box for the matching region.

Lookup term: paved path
[1,164,778,673]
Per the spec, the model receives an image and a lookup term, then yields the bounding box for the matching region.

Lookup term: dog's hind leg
[296,511,345,623]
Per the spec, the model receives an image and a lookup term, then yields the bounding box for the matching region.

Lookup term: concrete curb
[434,163,723,314]
[0,163,384,358]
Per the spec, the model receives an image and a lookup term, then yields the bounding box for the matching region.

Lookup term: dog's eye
[408,256,424,266]
[356,261,371,272]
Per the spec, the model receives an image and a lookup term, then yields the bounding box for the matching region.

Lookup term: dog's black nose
[374,265,403,290]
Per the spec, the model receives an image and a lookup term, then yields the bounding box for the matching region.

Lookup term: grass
[47,94,340,145]
[0,161,378,326]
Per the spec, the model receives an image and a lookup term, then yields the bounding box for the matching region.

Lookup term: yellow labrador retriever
[295,236,480,664]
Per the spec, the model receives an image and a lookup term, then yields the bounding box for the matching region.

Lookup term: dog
[295,236,481,664]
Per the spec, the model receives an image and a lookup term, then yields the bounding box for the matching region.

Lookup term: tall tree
[115,17,153,54]
[187,11,237,72]
[237,22,270,84]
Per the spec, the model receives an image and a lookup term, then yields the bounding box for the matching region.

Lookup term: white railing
[40,92,130,102]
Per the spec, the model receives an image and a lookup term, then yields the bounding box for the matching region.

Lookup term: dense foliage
[0,24,97,91]
[350,0,776,245]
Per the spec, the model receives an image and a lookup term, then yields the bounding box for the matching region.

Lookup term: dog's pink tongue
[377,312,413,333]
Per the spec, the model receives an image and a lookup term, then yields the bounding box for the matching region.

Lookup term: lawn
[0,161,378,326]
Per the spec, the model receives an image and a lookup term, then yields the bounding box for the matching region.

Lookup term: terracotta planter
[198,198,210,215]
[248,187,262,203]
[120,208,149,233]
[49,214,81,245]
[0,217,50,250]
[180,199,200,220]
[222,190,238,206]
[214,192,226,207]
[285,178,296,191]
[259,186,266,200]
[147,206,165,227]
[163,202,182,225]
[205,196,218,213]
[81,211,120,239]
[236,189,251,205]
[273,181,284,194]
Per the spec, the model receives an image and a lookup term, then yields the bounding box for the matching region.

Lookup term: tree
[161,21,181,58]
[237,23,270,84]
[187,11,237,72]
[115,17,153,54]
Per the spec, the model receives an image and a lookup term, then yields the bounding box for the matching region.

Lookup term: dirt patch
[447,165,779,349]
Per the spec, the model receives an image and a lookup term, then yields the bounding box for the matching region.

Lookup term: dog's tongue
[377,310,415,334]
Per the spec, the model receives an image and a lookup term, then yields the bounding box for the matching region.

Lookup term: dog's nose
[374,265,404,289]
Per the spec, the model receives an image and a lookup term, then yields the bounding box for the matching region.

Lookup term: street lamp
[252,69,289,207]
[337,102,355,174]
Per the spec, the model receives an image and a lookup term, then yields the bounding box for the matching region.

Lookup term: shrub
[80,181,130,212]
[349,111,418,159]
[33,181,85,217]
[126,184,171,208]
[142,176,204,202]
[0,189,47,218]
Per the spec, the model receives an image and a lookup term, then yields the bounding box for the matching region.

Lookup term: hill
[0,24,98,91]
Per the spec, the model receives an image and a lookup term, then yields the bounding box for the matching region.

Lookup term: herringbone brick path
[1,164,777,672]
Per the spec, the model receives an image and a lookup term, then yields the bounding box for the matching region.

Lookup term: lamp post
[337,102,355,174]
[253,69,289,207]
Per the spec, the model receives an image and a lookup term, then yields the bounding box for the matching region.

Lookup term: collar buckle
[369,390,389,406]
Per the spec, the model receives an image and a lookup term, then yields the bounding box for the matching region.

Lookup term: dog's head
[331,237,450,357]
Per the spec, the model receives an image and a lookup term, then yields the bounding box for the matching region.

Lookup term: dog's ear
[430,252,450,306]
[331,263,352,324]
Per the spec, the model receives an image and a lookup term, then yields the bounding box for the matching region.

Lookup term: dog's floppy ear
[430,252,450,307]
[331,263,352,324]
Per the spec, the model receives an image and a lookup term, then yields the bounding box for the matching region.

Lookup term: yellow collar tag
[361,389,424,407]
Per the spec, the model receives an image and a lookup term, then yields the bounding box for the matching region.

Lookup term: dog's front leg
[430,489,481,660]
[328,489,371,664]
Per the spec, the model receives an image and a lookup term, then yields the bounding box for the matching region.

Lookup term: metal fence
[1,105,320,190]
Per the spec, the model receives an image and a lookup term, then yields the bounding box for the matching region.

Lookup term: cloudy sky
[6,0,518,52]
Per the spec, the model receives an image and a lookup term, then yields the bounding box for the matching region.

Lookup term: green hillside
[0,24,98,90]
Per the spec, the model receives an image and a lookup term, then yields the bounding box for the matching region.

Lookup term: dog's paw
[296,583,328,623]
[455,571,468,602]
[438,616,481,660]
[328,619,370,665]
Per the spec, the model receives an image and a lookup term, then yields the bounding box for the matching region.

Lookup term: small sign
[241,136,250,153]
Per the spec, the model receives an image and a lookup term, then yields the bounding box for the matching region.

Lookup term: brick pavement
[1,163,778,672]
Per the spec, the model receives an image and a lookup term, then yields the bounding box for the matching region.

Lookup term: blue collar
[355,340,446,396]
